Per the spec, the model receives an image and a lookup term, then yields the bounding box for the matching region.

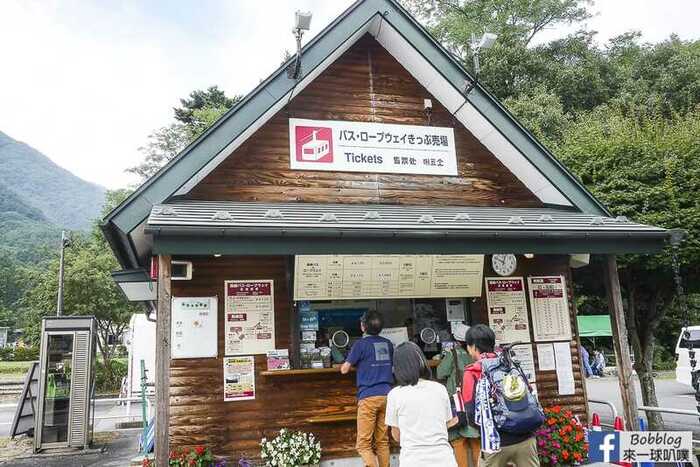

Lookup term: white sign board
[171,297,218,359]
[485,277,531,344]
[528,276,572,341]
[510,343,537,382]
[379,327,409,348]
[289,118,457,176]
[294,255,484,301]
[553,341,576,395]
[225,280,275,355]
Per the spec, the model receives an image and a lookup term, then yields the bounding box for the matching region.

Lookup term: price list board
[294,255,484,301]
[528,276,572,342]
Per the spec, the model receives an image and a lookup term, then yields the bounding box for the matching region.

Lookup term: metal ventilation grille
[68,331,89,447]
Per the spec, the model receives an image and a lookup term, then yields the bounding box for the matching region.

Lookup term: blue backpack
[480,352,544,434]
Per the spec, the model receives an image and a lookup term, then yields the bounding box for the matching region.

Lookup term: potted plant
[260,429,322,467]
[536,406,588,466]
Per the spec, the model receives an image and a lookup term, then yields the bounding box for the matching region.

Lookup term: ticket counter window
[298,298,477,368]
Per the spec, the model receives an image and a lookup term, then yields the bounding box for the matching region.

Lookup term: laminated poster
[485,277,531,344]
[510,343,537,383]
[553,342,576,395]
[224,356,255,401]
[225,280,275,355]
[528,276,572,342]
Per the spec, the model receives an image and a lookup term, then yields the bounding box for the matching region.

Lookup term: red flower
[551,406,562,414]
[195,446,205,456]
[562,450,570,460]
[547,417,557,426]
[574,452,583,461]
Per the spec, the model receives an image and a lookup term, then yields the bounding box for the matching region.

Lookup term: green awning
[578,315,612,337]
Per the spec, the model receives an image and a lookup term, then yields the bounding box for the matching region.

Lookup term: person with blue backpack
[461,324,543,467]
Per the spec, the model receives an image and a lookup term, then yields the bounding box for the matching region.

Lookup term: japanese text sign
[289,118,458,176]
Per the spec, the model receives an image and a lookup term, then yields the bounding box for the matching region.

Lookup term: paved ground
[0,430,141,466]
[586,376,699,434]
[0,400,146,437]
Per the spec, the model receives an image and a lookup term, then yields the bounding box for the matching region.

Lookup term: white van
[675,326,700,387]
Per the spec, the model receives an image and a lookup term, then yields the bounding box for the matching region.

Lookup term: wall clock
[492,254,517,276]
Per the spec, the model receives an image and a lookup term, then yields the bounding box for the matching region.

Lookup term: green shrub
[13,346,39,361]
[94,358,128,394]
[0,348,13,361]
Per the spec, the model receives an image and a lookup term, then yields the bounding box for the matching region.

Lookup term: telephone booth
[34,316,96,452]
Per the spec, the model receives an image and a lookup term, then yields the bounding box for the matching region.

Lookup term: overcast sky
[1,0,698,190]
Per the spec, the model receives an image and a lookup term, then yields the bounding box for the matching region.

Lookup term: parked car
[675,326,700,387]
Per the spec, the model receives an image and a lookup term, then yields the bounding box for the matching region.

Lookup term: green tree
[128,87,241,181]
[174,85,238,125]
[22,189,140,381]
[556,109,700,429]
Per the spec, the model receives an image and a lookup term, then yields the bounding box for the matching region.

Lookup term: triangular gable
[103,0,609,268]
[185,35,543,208]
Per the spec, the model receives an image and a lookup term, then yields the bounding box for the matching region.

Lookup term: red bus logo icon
[296,126,333,163]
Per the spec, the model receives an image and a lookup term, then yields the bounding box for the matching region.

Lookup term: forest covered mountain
[0,130,105,262]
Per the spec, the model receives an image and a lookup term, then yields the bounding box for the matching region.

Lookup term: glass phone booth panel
[40,333,74,444]
[35,317,95,453]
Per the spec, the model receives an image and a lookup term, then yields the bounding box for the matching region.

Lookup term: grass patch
[0,361,32,375]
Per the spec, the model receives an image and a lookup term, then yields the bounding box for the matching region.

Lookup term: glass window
[41,334,73,444]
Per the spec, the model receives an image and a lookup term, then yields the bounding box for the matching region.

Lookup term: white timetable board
[528,276,572,342]
[171,297,218,359]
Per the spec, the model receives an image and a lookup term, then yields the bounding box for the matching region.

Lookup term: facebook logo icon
[589,432,621,462]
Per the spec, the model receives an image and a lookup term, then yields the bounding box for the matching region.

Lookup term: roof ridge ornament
[538,214,554,223]
[507,216,525,225]
[454,213,471,222]
[615,216,630,223]
[418,214,436,224]
[264,209,284,219]
[160,206,177,216]
[363,211,382,220]
[212,210,234,221]
[319,213,339,222]
[590,216,605,225]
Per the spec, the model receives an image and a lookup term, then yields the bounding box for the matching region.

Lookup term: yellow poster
[294,255,484,300]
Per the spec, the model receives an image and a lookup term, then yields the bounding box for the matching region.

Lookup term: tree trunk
[625,277,665,430]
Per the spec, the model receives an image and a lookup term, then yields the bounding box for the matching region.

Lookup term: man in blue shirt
[341,310,394,467]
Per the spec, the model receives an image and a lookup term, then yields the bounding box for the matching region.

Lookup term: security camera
[423,99,433,112]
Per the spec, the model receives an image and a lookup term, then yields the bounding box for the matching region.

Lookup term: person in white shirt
[385,341,458,467]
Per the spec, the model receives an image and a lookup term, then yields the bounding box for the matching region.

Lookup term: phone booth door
[39,332,74,445]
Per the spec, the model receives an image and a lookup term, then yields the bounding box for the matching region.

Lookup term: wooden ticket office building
[102,0,670,464]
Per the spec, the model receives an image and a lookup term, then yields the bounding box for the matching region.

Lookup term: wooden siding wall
[186,35,542,208]
[169,254,585,461]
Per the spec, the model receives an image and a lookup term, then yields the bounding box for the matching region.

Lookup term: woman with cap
[437,323,480,467]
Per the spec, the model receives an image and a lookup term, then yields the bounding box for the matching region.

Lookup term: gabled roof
[103,0,613,268]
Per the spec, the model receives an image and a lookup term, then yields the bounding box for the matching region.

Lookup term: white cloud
[0,0,696,189]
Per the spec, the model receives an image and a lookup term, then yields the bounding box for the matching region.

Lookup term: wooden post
[604,254,639,430]
[155,255,172,466]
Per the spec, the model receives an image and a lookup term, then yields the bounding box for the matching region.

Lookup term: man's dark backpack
[480,346,545,434]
